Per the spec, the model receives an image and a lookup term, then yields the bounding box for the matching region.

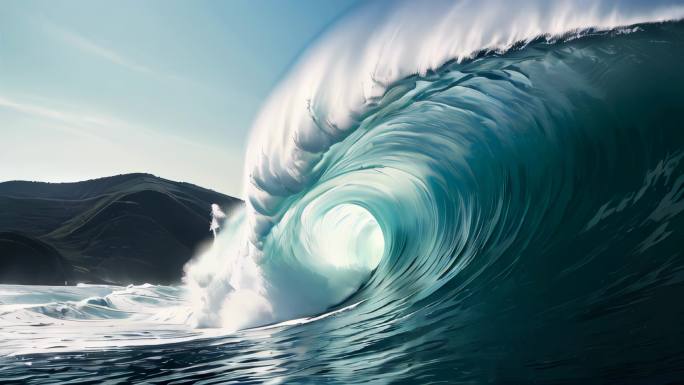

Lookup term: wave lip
[244,0,684,245]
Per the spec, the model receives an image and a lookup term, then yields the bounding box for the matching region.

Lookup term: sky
[0,0,359,197]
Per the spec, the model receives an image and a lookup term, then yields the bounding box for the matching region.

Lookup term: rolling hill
[0,173,240,285]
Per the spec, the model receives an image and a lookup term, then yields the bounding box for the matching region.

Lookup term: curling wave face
[186,0,684,333]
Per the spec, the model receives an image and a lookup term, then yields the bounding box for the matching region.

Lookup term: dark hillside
[0,174,240,285]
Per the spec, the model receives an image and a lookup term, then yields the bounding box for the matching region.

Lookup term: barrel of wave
[183,198,385,330]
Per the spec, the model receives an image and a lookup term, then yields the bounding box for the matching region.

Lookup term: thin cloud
[0,95,243,196]
[0,95,127,141]
[0,95,224,153]
[0,96,75,122]
[0,96,119,130]
[52,26,155,74]
[47,24,195,85]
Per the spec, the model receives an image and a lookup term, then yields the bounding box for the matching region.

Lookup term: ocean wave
[185,1,684,336]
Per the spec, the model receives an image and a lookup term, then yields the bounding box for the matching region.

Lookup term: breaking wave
[184,0,684,347]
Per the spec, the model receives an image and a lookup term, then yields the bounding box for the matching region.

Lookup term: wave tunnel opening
[301,203,385,272]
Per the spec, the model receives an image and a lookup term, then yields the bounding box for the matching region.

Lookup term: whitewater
[3,1,684,383]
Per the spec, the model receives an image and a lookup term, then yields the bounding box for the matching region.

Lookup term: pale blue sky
[0,0,359,197]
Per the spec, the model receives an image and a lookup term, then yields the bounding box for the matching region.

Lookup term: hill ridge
[0,174,241,285]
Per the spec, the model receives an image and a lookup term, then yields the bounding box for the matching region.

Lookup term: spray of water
[185,206,272,329]
[210,204,226,238]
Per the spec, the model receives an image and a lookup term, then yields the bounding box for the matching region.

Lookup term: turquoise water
[2,15,684,385]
